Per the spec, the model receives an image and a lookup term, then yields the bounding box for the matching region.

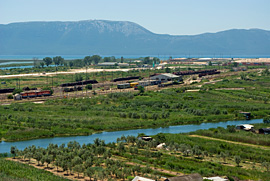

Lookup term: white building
[132,176,155,181]
[150,73,181,82]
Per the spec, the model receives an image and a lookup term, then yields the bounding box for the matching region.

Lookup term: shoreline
[0,116,263,143]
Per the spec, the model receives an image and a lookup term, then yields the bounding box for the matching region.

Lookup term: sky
[0,0,269,35]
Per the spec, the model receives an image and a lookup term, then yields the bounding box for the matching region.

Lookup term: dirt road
[189,135,270,150]
[0,68,144,78]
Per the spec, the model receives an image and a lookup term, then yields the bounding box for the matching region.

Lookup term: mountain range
[0,20,270,55]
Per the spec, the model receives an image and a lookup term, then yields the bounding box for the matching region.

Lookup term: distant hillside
[0,20,270,55]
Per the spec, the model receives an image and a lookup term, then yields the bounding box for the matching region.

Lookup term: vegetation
[5,132,270,181]
[0,158,68,181]
[2,70,270,141]
[191,124,270,146]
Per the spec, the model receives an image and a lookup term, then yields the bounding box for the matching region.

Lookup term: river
[0,118,263,153]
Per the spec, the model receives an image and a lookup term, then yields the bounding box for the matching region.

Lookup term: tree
[10,146,18,159]
[235,155,241,167]
[192,145,202,158]
[117,142,126,153]
[40,62,45,68]
[75,73,83,81]
[165,67,171,73]
[84,158,93,169]
[34,151,43,166]
[263,116,270,123]
[137,86,145,95]
[232,62,238,67]
[262,162,270,172]
[121,56,124,63]
[91,55,101,65]
[43,57,52,67]
[44,154,53,168]
[86,167,95,181]
[84,56,92,65]
[220,152,227,163]
[103,57,111,62]
[73,164,84,178]
[53,56,64,66]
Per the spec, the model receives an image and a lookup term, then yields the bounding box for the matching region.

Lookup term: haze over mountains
[0,20,270,55]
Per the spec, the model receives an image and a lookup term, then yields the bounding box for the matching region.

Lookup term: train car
[21,92,28,98]
[130,82,139,88]
[0,88,15,94]
[138,81,151,87]
[112,76,141,82]
[117,83,131,89]
[36,91,44,97]
[40,90,51,96]
[61,80,98,87]
[158,82,173,87]
[27,92,37,98]
[150,80,161,85]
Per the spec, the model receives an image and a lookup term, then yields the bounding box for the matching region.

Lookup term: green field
[1,69,270,141]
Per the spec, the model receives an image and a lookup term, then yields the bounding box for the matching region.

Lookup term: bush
[263,116,270,123]
[12,89,23,95]
[7,94,13,99]
[86,84,92,90]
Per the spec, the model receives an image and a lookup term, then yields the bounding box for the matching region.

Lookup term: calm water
[0,118,263,153]
[0,55,269,60]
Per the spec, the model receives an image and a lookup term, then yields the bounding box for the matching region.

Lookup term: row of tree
[10,138,158,180]
[42,55,102,68]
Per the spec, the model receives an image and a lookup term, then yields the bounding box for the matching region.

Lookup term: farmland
[2,127,270,181]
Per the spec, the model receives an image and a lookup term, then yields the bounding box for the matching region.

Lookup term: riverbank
[0,118,264,154]
[3,126,270,181]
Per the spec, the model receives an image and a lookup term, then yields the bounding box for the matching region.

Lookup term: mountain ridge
[0,20,270,55]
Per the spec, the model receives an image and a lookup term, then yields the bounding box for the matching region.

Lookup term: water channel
[0,118,263,153]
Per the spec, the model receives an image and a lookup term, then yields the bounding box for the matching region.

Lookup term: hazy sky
[0,0,269,35]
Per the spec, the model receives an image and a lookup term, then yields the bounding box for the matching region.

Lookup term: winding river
[0,118,263,153]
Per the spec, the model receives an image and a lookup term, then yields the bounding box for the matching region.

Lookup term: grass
[0,158,68,181]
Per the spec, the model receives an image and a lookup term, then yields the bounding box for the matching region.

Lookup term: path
[0,67,145,78]
[189,135,270,150]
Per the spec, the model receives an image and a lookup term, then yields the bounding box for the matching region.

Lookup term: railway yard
[0,67,228,104]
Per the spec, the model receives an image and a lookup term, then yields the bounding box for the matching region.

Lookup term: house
[239,112,251,120]
[14,94,22,100]
[236,124,254,131]
[164,173,203,181]
[258,128,270,134]
[150,73,182,83]
[204,176,228,181]
[156,143,166,149]
[118,63,129,67]
[132,176,155,181]
[140,136,153,141]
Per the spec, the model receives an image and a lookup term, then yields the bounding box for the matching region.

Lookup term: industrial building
[150,73,182,83]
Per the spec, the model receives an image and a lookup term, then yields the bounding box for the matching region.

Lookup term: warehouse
[150,73,182,83]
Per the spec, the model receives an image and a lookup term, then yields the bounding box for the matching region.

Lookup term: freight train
[198,71,220,77]
[60,80,98,87]
[0,88,15,94]
[20,90,52,98]
[112,76,142,82]
[173,69,218,76]
[117,80,161,89]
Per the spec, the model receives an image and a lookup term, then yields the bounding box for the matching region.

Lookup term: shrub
[12,89,23,95]
[86,84,92,90]
[7,94,13,99]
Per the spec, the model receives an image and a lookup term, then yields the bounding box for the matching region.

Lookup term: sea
[0,54,270,61]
